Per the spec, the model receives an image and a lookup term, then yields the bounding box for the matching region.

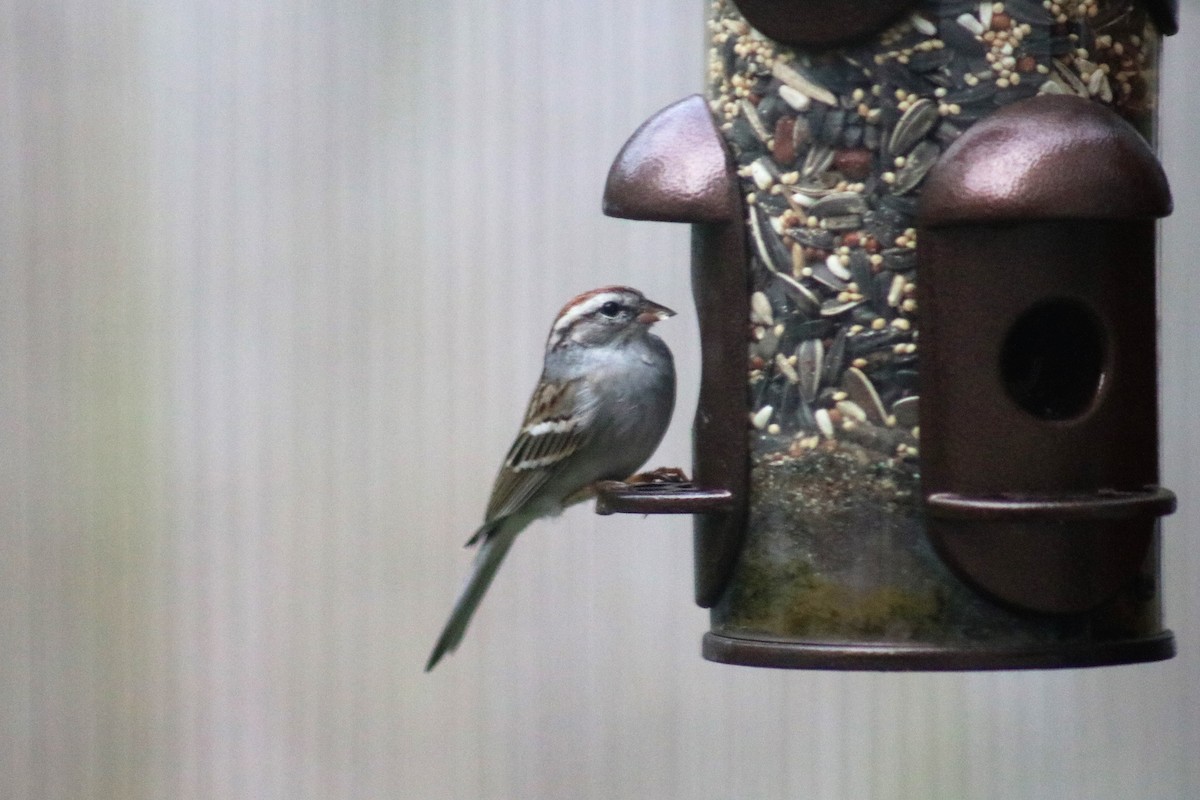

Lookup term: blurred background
[1,1,1197,798]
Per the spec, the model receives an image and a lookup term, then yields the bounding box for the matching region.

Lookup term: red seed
[772,117,796,166]
[834,148,873,180]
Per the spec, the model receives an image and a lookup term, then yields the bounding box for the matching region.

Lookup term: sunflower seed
[907,48,955,73]
[888,98,940,157]
[994,84,1041,105]
[842,366,888,424]
[810,261,849,292]
[792,114,812,154]
[1039,77,1069,95]
[1088,69,1113,102]
[1053,60,1089,97]
[877,192,920,217]
[789,227,836,250]
[847,251,881,312]
[1003,0,1054,23]
[935,121,964,146]
[796,338,824,402]
[943,79,999,105]
[740,98,772,143]
[751,291,775,326]
[749,158,777,190]
[880,247,917,272]
[956,12,984,35]
[771,61,838,107]
[892,395,920,428]
[802,143,835,177]
[774,271,821,317]
[818,108,847,145]
[821,297,863,317]
[836,399,869,424]
[825,253,852,281]
[776,352,800,384]
[790,242,806,277]
[778,84,812,111]
[892,140,940,195]
[752,405,774,430]
[863,122,882,151]
[749,205,790,274]
[786,188,818,209]
[938,18,987,55]
[887,273,907,307]
[978,1,992,29]
[755,94,788,130]
[751,325,779,361]
[790,319,835,341]
[727,117,766,158]
[822,214,863,232]
[846,327,902,356]
[814,407,835,439]
[910,11,937,36]
[809,192,869,218]
[821,327,849,387]
[788,181,838,205]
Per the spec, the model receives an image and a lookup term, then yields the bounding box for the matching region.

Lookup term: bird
[425,286,676,671]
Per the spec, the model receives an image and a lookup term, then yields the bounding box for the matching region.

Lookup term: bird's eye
[598,301,622,317]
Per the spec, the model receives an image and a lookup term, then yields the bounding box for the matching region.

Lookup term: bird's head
[546,286,675,352]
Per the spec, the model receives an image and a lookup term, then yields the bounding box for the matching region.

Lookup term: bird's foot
[623,466,689,485]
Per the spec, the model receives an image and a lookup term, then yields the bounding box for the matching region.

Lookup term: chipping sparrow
[425,286,676,671]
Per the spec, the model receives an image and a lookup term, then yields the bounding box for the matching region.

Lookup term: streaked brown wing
[481,377,593,525]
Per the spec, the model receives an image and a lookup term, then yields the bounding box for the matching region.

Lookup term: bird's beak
[637,300,676,325]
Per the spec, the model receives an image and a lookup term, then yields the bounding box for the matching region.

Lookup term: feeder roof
[603,95,739,224]
[919,94,1171,227]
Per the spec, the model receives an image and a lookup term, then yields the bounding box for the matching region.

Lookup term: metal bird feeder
[596,0,1178,669]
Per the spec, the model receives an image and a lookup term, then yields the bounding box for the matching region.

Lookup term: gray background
[1,2,1197,798]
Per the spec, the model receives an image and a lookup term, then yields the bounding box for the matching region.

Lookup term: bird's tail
[425,519,519,671]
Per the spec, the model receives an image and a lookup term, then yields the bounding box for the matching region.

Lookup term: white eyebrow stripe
[547,291,630,348]
[553,293,620,331]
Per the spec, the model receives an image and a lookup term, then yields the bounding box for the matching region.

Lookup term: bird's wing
[475,376,595,534]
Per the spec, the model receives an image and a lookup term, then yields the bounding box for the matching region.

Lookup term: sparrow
[425,286,676,670]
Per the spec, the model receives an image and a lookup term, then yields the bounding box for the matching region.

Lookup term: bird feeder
[597,0,1177,669]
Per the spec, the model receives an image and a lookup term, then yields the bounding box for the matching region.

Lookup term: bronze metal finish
[703,630,1176,671]
[1149,0,1179,34]
[730,0,920,46]
[918,94,1174,616]
[598,6,1178,668]
[602,95,750,608]
[920,95,1171,224]
[727,0,1177,43]
[594,482,733,515]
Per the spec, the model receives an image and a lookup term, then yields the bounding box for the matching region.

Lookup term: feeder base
[702,630,1176,671]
